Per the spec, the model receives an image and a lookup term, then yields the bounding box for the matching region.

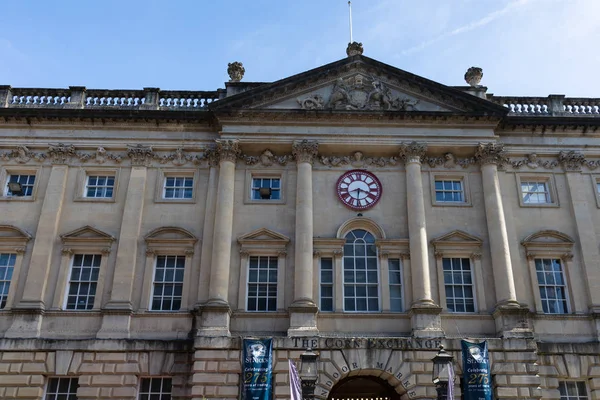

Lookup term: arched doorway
[328,376,401,400]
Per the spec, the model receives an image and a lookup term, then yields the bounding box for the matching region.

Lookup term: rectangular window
[139,377,172,400]
[597,181,600,195]
[559,381,588,400]
[85,175,114,198]
[65,254,101,310]
[247,256,277,312]
[521,181,551,204]
[320,257,334,312]
[151,255,185,311]
[443,258,475,313]
[45,377,79,400]
[535,258,568,314]
[163,176,193,199]
[435,179,464,202]
[251,177,281,200]
[388,259,403,312]
[6,174,36,196]
[0,253,16,309]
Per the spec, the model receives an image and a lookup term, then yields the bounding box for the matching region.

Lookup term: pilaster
[6,164,68,338]
[97,165,148,338]
[288,140,319,337]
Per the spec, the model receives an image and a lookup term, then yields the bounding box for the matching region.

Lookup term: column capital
[474,142,509,166]
[127,144,154,166]
[292,140,319,164]
[399,141,427,164]
[215,139,241,163]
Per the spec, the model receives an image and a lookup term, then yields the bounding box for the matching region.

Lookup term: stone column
[399,142,442,338]
[198,139,239,337]
[475,143,530,338]
[97,145,152,339]
[288,140,319,337]
[6,164,68,338]
[197,160,219,306]
[559,152,600,322]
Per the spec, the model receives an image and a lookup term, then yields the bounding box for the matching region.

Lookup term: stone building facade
[0,46,599,399]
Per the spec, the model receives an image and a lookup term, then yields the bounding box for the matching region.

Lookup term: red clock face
[336,170,382,210]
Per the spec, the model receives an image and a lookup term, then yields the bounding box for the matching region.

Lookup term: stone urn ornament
[464,67,483,87]
[227,62,245,82]
[346,41,364,57]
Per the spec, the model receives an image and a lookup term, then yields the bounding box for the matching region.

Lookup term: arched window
[343,229,379,312]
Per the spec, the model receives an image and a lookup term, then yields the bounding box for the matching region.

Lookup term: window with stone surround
[388,258,403,312]
[244,170,286,205]
[44,377,79,400]
[559,381,588,400]
[237,228,289,313]
[343,229,380,312]
[151,255,185,311]
[592,176,600,208]
[84,174,115,198]
[65,254,101,310]
[251,176,281,200]
[141,227,197,312]
[247,255,278,312]
[432,230,486,314]
[139,377,172,400]
[155,169,198,203]
[516,175,558,207]
[0,225,30,310]
[534,258,569,314]
[0,167,40,201]
[522,230,575,314]
[0,253,16,309]
[319,257,334,312]
[442,257,475,313]
[430,172,471,207]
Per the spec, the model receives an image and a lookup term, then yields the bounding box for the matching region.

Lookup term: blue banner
[242,338,273,400]
[462,340,492,400]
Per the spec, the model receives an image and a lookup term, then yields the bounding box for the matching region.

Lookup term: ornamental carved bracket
[292,140,319,164]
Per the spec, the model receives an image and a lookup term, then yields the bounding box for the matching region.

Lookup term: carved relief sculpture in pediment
[297,74,419,112]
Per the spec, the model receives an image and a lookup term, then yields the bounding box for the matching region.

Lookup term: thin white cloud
[400,0,534,55]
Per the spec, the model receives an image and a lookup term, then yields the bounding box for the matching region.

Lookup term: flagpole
[348,1,353,43]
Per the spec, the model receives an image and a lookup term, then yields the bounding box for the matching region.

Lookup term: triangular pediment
[238,228,290,244]
[61,225,115,242]
[212,55,507,116]
[431,230,483,245]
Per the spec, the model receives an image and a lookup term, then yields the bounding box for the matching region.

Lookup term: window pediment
[60,225,115,253]
[522,230,574,259]
[0,225,32,252]
[144,227,198,254]
[431,230,482,258]
[238,228,289,254]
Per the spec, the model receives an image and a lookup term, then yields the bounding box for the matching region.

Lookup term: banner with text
[242,338,274,400]
[461,340,492,400]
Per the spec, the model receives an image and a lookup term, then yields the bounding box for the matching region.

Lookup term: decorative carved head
[464,67,483,87]
[227,62,245,82]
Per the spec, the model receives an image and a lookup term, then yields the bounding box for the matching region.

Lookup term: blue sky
[1,0,599,97]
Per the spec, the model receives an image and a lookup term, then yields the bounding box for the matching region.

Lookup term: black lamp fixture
[299,348,319,400]
[7,182,24,196]
[259,187,272,199]
[432,345,455,400]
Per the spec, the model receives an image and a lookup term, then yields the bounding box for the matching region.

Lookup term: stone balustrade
[0,85,223,110]
[489,94,600,116]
